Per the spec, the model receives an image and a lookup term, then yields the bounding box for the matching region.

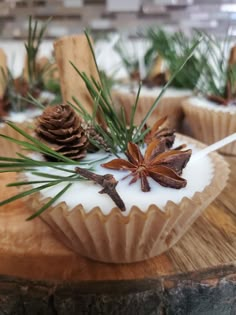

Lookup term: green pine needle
[69,33,201,153]
[26,183,72,221]
[196,31,236,101]
[129,83,142,129]
[146,28,205,90]
[25,16,52,87]
[114,38,139,78]
[4,121,77,164]
[134,37,202,138]
[2,16,61,113]
[0,30,201,221]
[0,182,57,207]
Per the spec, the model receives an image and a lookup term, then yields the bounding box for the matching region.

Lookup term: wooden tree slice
[0,157,235,314]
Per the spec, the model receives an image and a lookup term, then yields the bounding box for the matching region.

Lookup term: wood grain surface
[0,156,235,283]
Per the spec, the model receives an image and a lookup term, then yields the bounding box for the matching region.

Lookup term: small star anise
[144,116,175,148]
[102,139,191,192]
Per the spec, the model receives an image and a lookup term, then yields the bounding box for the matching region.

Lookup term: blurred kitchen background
[0,0,235,38]
[0,0,235,77]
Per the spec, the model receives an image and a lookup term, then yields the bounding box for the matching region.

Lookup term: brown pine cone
[35,104,88,161]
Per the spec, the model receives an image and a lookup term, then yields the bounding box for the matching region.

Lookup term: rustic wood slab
[0,156,235,314]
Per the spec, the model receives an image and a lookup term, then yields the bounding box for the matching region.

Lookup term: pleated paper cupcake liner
[112,91,188,131]
[0,121,35,157]
[182,100,236,155]
[23,136,229,263]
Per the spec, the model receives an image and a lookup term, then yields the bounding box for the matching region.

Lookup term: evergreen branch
[129,82,142,128]
[147,28,204,89]
[30,172,78,180]
[26,183,71,221]
[134,38,202,139]
[3,122,77,163]
[0,182,57,207]
[25,16,51,87]
[0,29,202,221]
[0,169,33,173]
[26,93,46,109]
[114,38,140,77]
[196,31,236,101]
[84,30,104,90]
[3,16,61,113]
[7,180,60,186]
[69,32,201,153]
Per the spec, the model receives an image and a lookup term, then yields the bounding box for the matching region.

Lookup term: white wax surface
[0,108,41,128]
[25,137,214,215]
[113,84,192,99]
[188,96,236,114]
[4,109,42,123]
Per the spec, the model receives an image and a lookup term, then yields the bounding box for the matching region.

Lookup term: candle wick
[190,133,236,162]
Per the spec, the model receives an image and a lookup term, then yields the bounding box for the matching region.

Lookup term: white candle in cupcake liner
[190,133,236,163]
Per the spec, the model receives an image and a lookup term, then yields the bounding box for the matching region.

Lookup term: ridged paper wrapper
[112,91,189,131]
[0,121,34,157]
[23,136,229,263]
[183,99,236,155]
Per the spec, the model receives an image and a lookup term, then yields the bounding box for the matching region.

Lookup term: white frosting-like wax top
[25,137,214,215]
[0,108,42,129]
[113,84,192,99]
[188,96,236,114]
[4,109,42,124]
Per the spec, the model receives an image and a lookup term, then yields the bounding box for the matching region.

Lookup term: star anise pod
[102,139,191,192]
[144,116,175,148]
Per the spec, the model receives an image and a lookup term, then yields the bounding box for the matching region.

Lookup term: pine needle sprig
[25,16,52,89]
[26,183,72,221]
[196,31,236,103]
[0,180,72,221]
[0,129,74,164]
[7,93,46,111]
[146,28,206,90]
[69,33,201,153]
[1,16,61,113]
[0,148,107,221]
[0,182,60,208]
[114,38,140,79]
[0,122,111,219]
[0,166,83,221]
[134,37,202,139]
[0,134,107,171]
[0,32,201,219]
[25,93,46,109]
[20,90,60,110]
[1,67,21,112]
[70,63,130,154]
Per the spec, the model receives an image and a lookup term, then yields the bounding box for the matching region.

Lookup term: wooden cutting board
[0,156,235,315]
